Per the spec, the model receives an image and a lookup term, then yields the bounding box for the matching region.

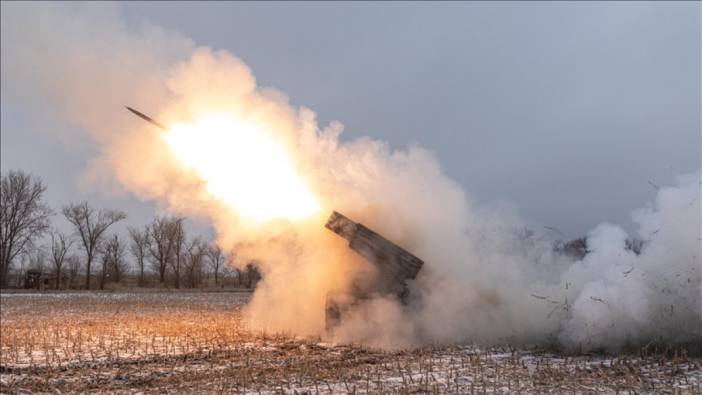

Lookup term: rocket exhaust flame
[126,107,322,223]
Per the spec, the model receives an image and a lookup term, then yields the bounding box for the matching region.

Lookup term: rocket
[125,106,166,130]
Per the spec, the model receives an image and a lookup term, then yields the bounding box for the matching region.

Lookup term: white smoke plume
[2,3,700,351]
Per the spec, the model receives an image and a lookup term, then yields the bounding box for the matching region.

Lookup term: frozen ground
[1,291,700,394]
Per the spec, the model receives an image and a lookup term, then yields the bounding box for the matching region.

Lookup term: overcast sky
[1,2,700,239]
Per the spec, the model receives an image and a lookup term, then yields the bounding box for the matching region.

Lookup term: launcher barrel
[325,211,423,297]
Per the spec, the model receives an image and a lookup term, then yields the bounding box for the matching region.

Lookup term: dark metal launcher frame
[324,211,424,331]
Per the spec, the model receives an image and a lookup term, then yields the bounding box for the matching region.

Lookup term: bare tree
[147,216,180,285]
[49,230,73,289]
[14,253,28,288]
[62,202,126,289]
[221,264,240,287]
[128,226,149,287]
[23,247,49,289]
[100,234,126,289]
[170,219,186,289]
[184,237,205,288]
[206,244,225,286]
[0,170,52,286]
[66,254,82,289]
[27,247,48,272]
[97,243,109,290]
[243,261,262,289]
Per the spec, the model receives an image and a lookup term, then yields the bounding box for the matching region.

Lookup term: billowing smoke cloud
[2,3,700,351]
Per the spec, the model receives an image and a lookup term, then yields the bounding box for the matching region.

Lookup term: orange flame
[163,112,321,223]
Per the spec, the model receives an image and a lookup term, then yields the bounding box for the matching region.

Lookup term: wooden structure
[24,270,49,290]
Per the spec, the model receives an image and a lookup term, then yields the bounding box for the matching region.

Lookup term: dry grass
[1,292,700,394]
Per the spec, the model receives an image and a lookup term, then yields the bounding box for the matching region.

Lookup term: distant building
[24,270,47,290]
[23,270,65,290]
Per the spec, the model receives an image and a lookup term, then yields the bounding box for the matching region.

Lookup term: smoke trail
[2,2,700,350]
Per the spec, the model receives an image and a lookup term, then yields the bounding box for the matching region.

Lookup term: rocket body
[125,106,166,130]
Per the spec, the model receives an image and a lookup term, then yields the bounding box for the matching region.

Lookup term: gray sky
[1,2,700,238]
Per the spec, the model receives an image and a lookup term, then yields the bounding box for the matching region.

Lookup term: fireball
[163,113,321,223]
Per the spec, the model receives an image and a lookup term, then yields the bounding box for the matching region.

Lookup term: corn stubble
[1,293,700,394]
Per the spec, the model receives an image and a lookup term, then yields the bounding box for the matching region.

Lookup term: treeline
[515,225,645,260]
[0,170,260,290]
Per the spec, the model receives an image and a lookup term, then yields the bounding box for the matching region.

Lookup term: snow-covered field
[1,292,700,394]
